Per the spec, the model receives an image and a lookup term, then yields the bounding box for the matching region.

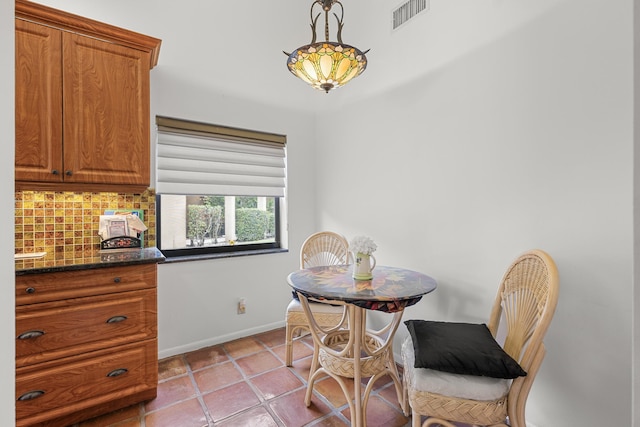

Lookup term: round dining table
[287,264,437,427]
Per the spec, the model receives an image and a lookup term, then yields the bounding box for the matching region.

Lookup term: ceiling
[33,0,395,112]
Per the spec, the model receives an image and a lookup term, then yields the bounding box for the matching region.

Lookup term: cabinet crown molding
[15,0,161,69]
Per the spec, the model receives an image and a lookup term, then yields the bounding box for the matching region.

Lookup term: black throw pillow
[405,319,527,379]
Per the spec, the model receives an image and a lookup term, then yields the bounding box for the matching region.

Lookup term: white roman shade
[156,116,286,197]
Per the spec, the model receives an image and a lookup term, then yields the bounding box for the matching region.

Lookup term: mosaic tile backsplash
[15,189,156,260]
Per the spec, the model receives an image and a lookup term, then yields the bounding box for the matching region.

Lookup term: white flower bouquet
[349,235,377,255]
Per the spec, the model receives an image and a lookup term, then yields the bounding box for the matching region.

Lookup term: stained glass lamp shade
[284,0,368,93]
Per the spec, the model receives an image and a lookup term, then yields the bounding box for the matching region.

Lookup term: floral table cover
[288,265,437,313]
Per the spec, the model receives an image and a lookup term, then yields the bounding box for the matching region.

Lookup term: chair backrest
[300,231,350,269]
[487,249,559,386]
[488,250,559,363]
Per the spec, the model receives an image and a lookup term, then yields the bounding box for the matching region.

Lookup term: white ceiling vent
[392,0,429,30]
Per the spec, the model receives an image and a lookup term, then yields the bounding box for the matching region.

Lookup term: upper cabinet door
[62,33,151,186]
[15,19,63,183]
[15,0,160,192]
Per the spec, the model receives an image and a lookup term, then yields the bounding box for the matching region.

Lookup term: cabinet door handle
[17,390,45,401]
[106,315,128,324]
[113,277,121,283]
[17,330,45,340]
[65,170,72,176]
[51,169,59,175]
[107,368,128,377]
[25,287,36,294]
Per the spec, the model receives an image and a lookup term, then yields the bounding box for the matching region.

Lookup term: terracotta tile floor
[74,328,472,427]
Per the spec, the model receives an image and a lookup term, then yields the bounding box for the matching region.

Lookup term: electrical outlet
[237,298,246,314]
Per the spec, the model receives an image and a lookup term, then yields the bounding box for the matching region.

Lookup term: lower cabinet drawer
[16,289,156,367]
[16,263,157,305]
[16,339,157,426]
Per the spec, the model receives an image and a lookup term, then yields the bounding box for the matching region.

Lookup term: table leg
[353,306,364,427]
[296,293,404,427]
[362,310,406,421]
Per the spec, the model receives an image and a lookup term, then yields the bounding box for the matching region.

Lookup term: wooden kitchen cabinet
[15,0,161,193]
[15,263,158,427]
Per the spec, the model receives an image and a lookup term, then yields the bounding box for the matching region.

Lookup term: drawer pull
[107,368,128,378]
[17,330,45,340]
[18,390,45,401]
[25,287,36,294]
[106,315,128,324]
[113,277,121,283]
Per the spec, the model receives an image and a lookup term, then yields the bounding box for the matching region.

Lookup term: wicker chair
[284,231,350,366]
[402,249,560,427]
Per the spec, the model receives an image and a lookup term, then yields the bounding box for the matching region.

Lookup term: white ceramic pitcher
[352,252,376,280]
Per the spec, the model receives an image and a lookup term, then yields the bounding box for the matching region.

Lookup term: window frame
[156,194,284,261]
[154,116,287,261]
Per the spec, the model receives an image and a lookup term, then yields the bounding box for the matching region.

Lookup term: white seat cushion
[402,336,510,400]
[287,298,345,313]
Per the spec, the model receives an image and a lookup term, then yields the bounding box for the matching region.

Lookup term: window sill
[159,248,289,264]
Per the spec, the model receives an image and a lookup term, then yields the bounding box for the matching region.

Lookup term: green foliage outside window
[187,205,223,246]
[185,196,275,246]
[236,208,272,242]
[236,197,257,209]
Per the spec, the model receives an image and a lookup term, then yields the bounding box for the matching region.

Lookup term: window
[155,116,286,259]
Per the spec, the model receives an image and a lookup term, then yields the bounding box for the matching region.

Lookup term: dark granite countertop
[15,247,166,275]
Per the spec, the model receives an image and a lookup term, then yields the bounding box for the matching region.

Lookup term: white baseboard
[158,320,285,359]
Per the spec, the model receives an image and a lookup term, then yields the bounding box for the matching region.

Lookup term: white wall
[1,0,15,425]
[150,74,319,356]
[9,0,637,426]
[634,0,640,423]
[316,1,634,426]
[31,0,330,113]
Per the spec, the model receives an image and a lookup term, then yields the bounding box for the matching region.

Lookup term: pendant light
[284,0,369,93]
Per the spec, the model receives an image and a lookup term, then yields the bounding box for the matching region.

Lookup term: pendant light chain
[324,10,330,42]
